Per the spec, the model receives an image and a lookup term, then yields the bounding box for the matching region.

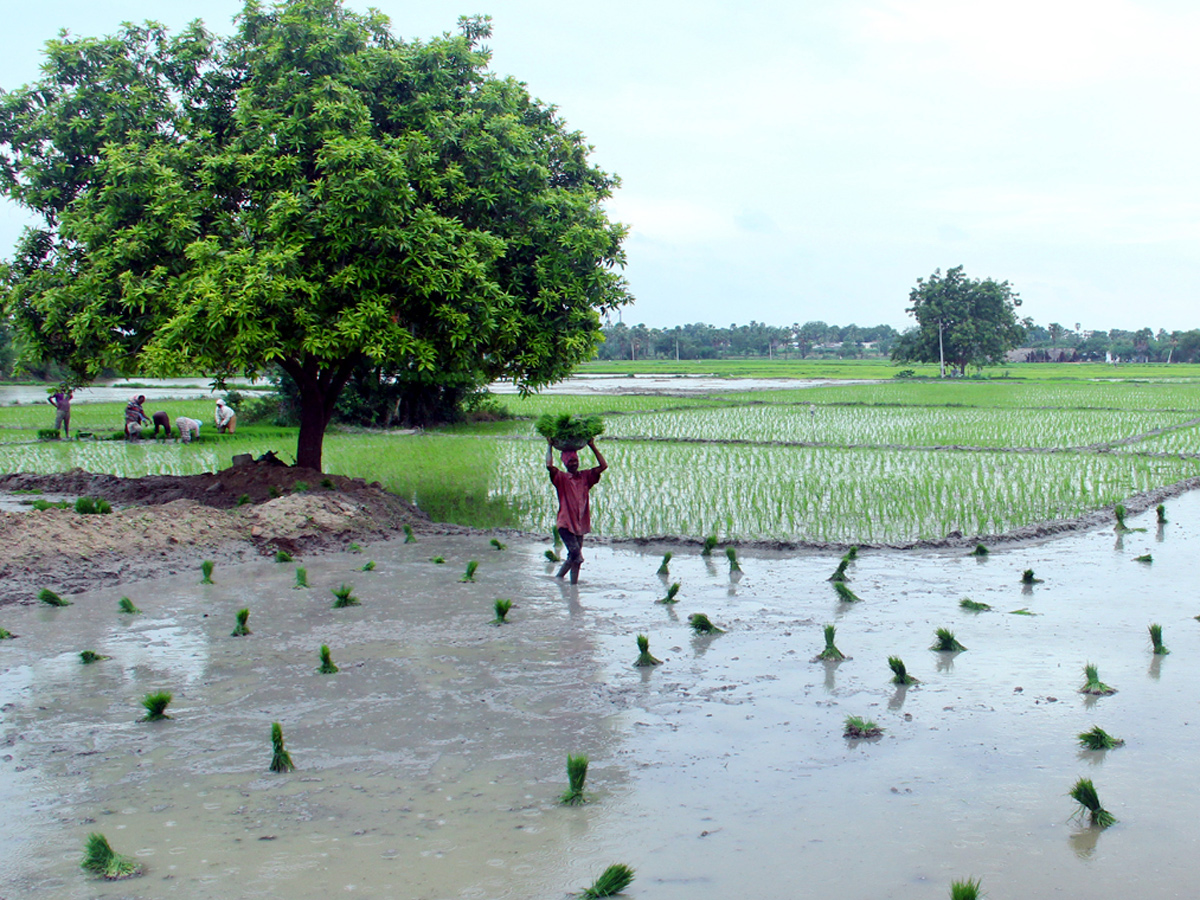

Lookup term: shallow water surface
[2,497,1199,898]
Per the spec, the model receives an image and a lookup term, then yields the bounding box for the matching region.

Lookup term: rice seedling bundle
[294,567,309,588]
[1149,623,1169,654]
[200,560,215,584]
[813,623,845,661]
[490,538,506,551]
[1021,569,1042,584]
[843,715,882,738]
[493,598,513,624]
[949,877,982,900]
[317,644,339,674]
[560,754,589,805]
[403,524,417,543]
[959,598,990,612]
[269,722,295,772]
[80,650,110,664]
[725,545,742,573]
[658,582,681,604]
[39,587,70,606]
[1114,503,1129,531]
[141,691,173,721]
[1134,553,1153,563]
[348,541,362,553]
[888,656,917,685]
[460,560,479,582]
[231,608,251,637]
[833,582,860,603]
[969,543,988,556]
[1157,503,1168,523]
[1080,663,1116,695]
[545,548,562,562]
[274,550,293,562]
[1069,777,1116,827]
[361,560,376,571]
[81,833,143,879]
[656,552,672,575]
[331,584,359,607]
[580,863,634,898]
[1078,726,1124,750]
[828,558,849,582]
[931,627,966,652]
[634,634,661,667]
[0,627,14,639]
[535,413,604,450]
[701,535,718,556]
[431,556,446,564]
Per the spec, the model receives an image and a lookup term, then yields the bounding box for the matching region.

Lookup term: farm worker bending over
[546,438,607,584]
[176,416,202,443]
[215,399,237,433]
[150,411,171,438]
[48,388,72,437]
[124,395,151,439]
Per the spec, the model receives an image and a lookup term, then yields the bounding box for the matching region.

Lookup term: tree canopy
[891,266,1023,375]
[0,0,630,468]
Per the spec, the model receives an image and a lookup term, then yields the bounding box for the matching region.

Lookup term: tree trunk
[286,355,358,472]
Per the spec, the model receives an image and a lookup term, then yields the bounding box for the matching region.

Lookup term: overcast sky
[4,0,1199,333]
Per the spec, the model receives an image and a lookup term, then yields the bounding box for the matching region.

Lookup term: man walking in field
[48,388,72,437]
[546,438,607,584]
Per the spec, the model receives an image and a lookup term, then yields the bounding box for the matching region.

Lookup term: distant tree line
[597,321,901,361]
[1019,321,1200,363]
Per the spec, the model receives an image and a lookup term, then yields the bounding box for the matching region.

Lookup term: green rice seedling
[1078,726,1124,750]
[269,722,295,773]
[236,493,252,506]
[74,496,99,514]
[846,545,859,560]
[726,545,742,573]
[634,634,661,667]
[888,655,917,685]
[490,538,506,551]
[658,582,681,604]
[0,627,14,639]
[348,541,362,553]
[32,498,68,510]
[931,627,967,652]
[656,552,672,575]
[535,412,605,448]
[700,535,718,556]
[959,598,991,612]
[553,528,563,550]
[689,613,724,635]
[431,555,445,564]
[493,598,513,624]
[38,587,70,606]
[141,691,173,721]
[1080,663,1115,695]
[1021,568,1042,584]
[813,623,845,661]
[1114,503,1129,531]
[231,608,251,637]
[1134,553,1153,563]
[1009,608,1037,615]
[545,548,562,562]
[949,877,982,900]
[1069,777,1116,827]
[581,863,635,898]
[267,485,281,499]
[294,567,309,588]
[1157,503,1167,523]
[460,560,479,582]
[969,543,989,557]
[294,481,310,492]
[1149,623,1169,655]
[331,584,359,608]
[833,581,860,603]
[560,753,589,805]
[200,560,215,584]
[321,477,335,489]
[81,832,143,879]
[317,644,339,674]
[361,560,376,571]
[843,715,883,738]
[274,549,293,563]
[828,558,850,582]
[80,650,110,664]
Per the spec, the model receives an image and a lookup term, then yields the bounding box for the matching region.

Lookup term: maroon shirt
[548,466,603,535]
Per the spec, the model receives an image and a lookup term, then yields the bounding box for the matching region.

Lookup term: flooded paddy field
[3,496,1200,899]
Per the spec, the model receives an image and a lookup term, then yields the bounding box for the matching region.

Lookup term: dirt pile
[0,463,427,606]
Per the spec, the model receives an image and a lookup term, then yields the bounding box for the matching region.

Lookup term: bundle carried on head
[536,413,605,451]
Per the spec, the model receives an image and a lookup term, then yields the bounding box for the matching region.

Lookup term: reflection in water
[1113,533,1125,552]
[888,685,909,710]
[935,651,959,673]
[821,659,841,693]
[1149,654,1163,680]
[106,620,211,685]
[1156,522,1166,543]
[1068,825,1102,859]
[1076,749,1109,768]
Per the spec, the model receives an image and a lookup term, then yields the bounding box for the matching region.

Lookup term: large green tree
[891,266,1023,375]
[0,0,630,469]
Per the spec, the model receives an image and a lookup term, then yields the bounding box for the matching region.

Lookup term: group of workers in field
[47,390,236,443]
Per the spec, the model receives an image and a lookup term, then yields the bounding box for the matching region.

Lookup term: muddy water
[3,496,1200,898]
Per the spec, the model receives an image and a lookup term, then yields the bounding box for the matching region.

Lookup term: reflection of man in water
[546,439,607,584]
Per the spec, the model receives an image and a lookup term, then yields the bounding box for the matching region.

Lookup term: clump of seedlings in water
[1021,568,1042,584]
[1080,663,1115,695]
[361,560,376,571]
[950,877,982,900]
[726,545,742,573]
[231,608,251,636]
[888,655,917,685]
[141,691,173,721]
[843,715,883,738]
[959,598,991,612]
[1069,777,1116,828]
[81,832,143,880]
[39,587,70,606]
[1009,607,1036,615]
[634,634,661,667]
[545,548,562,562]
[431,555,445,564]
[274,549,293,563]
[969,543,989,557]
[1078,726,1124,750]
[348,541,362,553]
[118,597,140,614]
[492,598,513,624]
[1113,503,1129,531]
[845,545,858,560]
[581,863,635,899]
[317,645,339,674]
[403,524,416,543]
[931,627,966,652]
[294,567,309,588]
[490,538,506,551]
[689,613,724,635]
[270,722,295,773]
[331,584,359,607]
[1157,503,1167,523]
[460,560,479,582]
[700,535,718,556]
[833,581,860,603]
[828,558,850,582]
[560,753,589,805]
[1134,553,1152,563]
[656,552,672,575]
[0,627,14,639]
[80,650,110,664]
[813,623,846,661]
[200,560,215,584]
[658,582,681,604]
[1149,623,1169,655]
